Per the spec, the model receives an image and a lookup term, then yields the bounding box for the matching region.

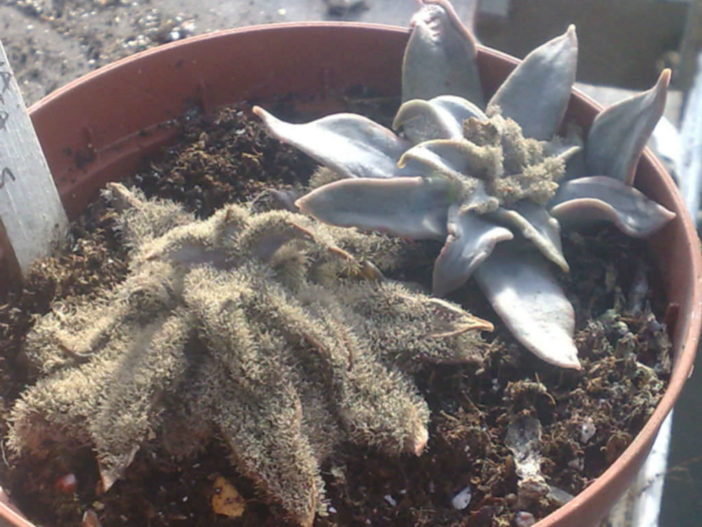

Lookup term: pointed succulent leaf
[474,245,580,369]
[253,106,407,179]
[346,281,490,366]
[398,138,501,182]
[549,176,675,237]
[334,353,431,456]
[586,70,670,185]
[95,313,191,491]
[97,447,139,494]
[212,378,321,527]
[422,296,494,338]
[296,176,457,240]
[489,26,578,140]
[393,95,487,143]
[402,0,484,106]
[491,201,569,272]
[433,206,513,297]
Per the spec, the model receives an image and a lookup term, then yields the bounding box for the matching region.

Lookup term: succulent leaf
[252,106,407,179]
[489,26,578,140]
[94,312,191,490]
[211,376,321,527]
[585,69,670,184]
[296,176,455,240]
[393,95,487,143]
[474,245,580,369]
[345,281,491,366]
[549,176,676,237]
[433,207,513,296]
[334,356,431,456]
[402,0,484,105]
[491,201,569,272]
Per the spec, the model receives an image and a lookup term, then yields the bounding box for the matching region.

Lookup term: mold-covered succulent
[8,183,490,527]
[254,0,675,369]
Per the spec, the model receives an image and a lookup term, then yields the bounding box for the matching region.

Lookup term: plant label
[0,40,68,275]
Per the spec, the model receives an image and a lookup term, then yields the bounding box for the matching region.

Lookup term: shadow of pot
[1,22,700,527]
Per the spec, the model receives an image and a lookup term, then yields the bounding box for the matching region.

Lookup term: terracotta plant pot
[2,22,700,527]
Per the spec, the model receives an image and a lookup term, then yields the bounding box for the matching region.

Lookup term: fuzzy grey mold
[8,183,489,527]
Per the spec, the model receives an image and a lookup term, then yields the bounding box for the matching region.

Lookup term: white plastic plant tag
[0,40,68,275]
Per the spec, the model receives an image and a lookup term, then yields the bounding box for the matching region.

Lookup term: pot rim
[10,21,701,527]
[28,21,412,114]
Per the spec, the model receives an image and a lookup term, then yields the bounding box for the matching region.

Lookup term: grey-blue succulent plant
[254,0,675,369]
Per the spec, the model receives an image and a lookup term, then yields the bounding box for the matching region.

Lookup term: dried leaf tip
[413,424,430,456]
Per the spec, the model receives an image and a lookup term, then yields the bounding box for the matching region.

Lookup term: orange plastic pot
[1,22,700,527]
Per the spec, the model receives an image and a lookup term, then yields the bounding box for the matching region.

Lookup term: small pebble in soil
[451,486,472,510]
[81,509,102,527]
[211,476,246,518]
[383,494,397,507]
[514,511,536,527]
[547,486,574,507]
[579,416,597,443]
[568,457,584,471]
[54,473,77,494]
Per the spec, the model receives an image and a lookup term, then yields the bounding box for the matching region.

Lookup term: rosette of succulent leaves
[254,0,676,370]
[8,183,491,527]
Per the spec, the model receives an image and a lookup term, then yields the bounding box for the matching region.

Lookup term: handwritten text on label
[0,61,16,187]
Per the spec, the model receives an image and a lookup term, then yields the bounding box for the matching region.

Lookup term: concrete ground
[0,1,699,526]
[1,0,687,106]
[1,0,477,106]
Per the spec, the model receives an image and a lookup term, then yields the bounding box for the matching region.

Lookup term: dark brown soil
[0,104,671,527]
